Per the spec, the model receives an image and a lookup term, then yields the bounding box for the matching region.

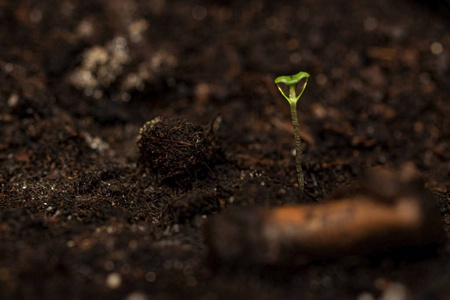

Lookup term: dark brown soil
[1,0,449,299]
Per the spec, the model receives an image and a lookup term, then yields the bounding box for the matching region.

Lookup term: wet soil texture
[1,0,450,299]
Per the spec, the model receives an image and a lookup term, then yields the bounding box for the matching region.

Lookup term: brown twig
[206,165,445,265]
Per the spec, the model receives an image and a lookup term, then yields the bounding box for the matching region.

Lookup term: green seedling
[274,71,310,191]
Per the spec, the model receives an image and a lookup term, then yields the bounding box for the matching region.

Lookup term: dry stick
[206,166,446,265]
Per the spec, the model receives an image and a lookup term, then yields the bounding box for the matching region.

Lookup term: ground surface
[1,0,450,299]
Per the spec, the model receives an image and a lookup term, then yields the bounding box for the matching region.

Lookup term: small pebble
[106,272,122,289]
[357,292,375,300]
[125,292,148,300]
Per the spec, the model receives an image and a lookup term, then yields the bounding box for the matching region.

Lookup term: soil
[1,0,450,299]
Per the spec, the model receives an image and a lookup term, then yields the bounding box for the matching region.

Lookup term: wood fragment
[206,165,445,265]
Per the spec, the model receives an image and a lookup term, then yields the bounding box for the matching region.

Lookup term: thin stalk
[274,71,310,191]
[289,86,304,190]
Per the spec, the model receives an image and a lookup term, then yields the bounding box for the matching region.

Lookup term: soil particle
[137,117,214,188]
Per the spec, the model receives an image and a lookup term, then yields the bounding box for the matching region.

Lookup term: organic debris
[206,165,445,265]
[137,117,214,188]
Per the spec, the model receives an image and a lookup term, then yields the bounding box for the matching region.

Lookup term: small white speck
[430,42,443,55]
[125,292,149,300]
[7,94,19,107]
[380,283,408,300]
[106,273,122,289]
[357,292,375,300]
[4,63,14,73]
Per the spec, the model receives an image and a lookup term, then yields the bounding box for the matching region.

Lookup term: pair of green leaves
[274,71,310,105]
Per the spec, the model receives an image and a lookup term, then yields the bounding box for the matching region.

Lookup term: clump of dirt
[137,117,215,188]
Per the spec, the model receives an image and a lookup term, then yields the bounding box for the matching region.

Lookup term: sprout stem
[289,99,304,191]
[274,71,310,191]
